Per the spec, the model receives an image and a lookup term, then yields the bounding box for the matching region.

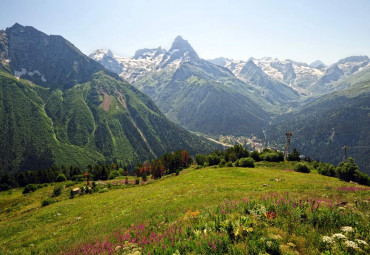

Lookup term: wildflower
[322,236,335,244]
[345,240,359,249]
[266,211,277,219]
[332,233,347,240]
[356,239,368,246]
[287,242,296,248]
[340,226,354,233]
[266,240,273,248]
[193,229,201,237]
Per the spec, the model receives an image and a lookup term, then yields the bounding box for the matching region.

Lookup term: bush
[41,198,55,207]
[71,175,84,182]
[55,173,67,182]
[108,170,119,180]
[294,163,310,173]
[235,160,239,167]
[22,184,39,194]
[208,154,221,166]
[195,154,208,166]
[69,189,75,199]
[226,162,233,167]
[52,185,64,197]
[263,152,284,162]
[287,148,300,161]
[65,181,75,187]
[238,157,255,168]
[336,157,369,185]
[317,163,336,177]
[142,172,147,182]
[176,169,180,176]
[250,151,261,162]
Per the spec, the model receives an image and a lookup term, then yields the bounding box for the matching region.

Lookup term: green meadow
[0,162,369,254]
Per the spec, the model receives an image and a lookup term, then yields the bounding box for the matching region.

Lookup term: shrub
[218,159,226,168]
[238,157,255,168]
[22,184,39,194]
[41,198,55,207]
[250,151,261,161]
[235,160,240,167]
[55,173,67,182]
[176,169,180,176]
[108,170,119,180]
[226,162,233,167]
[317,163,336,177]
[70,189,75,199]
[65,181,75,187]
[336,157,359,182]
[208,154,221,166]
[312,161,319,169]
[354,171,370,186]
[294,163,310,173]
[142,172,147,182]
[71,175,84,182]
[195,154,208,166]
[336,157,369,185]
[263,152,284,162]
[52,185,64,197]
[118,168,125,176]
[287,148,300,161]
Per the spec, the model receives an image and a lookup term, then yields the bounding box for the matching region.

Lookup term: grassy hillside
[1,162,369,254]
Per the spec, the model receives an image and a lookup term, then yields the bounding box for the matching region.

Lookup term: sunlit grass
[0,162,368,254]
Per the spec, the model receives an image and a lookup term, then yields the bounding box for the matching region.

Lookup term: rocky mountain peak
[310,60,326,69]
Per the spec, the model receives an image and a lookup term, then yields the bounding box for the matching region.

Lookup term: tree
[287,148,300,161]
[336,157,360,182]
[56,173,67,182]
[152,159,164,179]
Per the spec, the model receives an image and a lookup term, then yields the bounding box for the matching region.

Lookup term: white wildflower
[332,233,347,240]
[287,242,296,247]
[340,226,354,233]
[356,239,368,246]
[322,236,335,244]
[266,241,272,248]
[345,240,359,249]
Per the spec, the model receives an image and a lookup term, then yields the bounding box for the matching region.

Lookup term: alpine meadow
[0,1,369,255]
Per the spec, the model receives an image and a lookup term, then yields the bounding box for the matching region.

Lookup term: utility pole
[342,146,349,161]
[284,131,292,160]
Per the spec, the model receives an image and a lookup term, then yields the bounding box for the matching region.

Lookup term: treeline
[312,158,369,185]
[134,150,192,179]
[0,150,192,191]
[195,145,299,167]
[195,145,369,186]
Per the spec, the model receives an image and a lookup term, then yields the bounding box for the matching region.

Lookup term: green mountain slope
[265,75,370,175]
[136,60,270,137]
[132,37,270,137]
[0,24,218,173]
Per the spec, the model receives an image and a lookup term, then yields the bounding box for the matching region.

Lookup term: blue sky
[1,0,369,65]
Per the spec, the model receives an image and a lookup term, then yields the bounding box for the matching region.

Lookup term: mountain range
[91,38,370,175]
[0,23,368,175]
[0,24,218,173]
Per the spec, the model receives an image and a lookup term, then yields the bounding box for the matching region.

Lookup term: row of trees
[314,158,369,185]
[195,145,299,167]
[135,150,192,179]
[0,150,192,191]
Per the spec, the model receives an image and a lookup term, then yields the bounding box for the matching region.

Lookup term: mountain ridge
[0,24,219,173]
